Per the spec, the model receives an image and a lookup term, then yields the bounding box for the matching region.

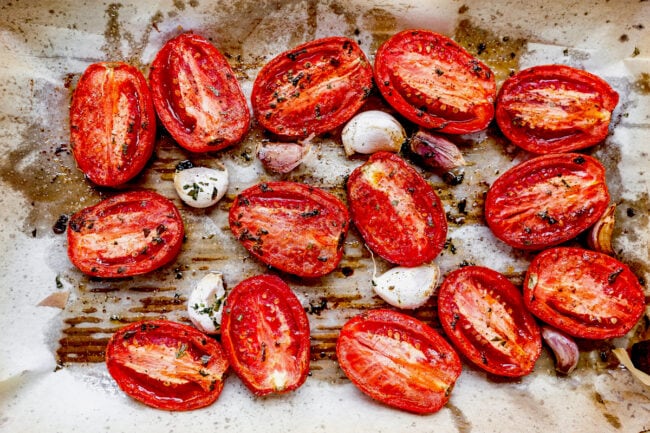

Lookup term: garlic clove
[257,134,313,174]
[409,129,466,172]
[187,272,227,334]
[341,110,406,156]
[541,325,580,375]
[587,204,616,255]
[174,162,229,208]
[372,263,440,309]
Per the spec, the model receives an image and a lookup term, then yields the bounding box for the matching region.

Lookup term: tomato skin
[220,275,310,396]
[228,181,349,278]
[149,33,250,153]
[524,247,645,340]
[485,153,610,250]
[67,190,184,278]
[438,266,542,377]
[106,320,229,411]
[496,65,619,154]
[251,36,373,138]
[374,29,496,134]
[70,62,156,187]
[346,151,447,266]
[336,309,461,414]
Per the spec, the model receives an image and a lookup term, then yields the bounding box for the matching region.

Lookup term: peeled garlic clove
[409,129,466,172]
[188,272,227,334]
[174,162,229,208]
[341,110,406,156]
[372,263,440,309]
[541,326,580,375]
[257,134,313,174]
[587,204,616,255]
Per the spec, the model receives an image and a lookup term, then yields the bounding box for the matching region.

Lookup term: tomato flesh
[374,29,496,134]
[150,32,250,153]
[70,62,155,186]
[485,153,610,250]
[496,65,619,153]
[524,247,645,340]
[106,320,229,411]
[438,266,541,377]
[347,151,447,266]
[228,181,349,278]
[67,190,184,277]
[336,309,461,414]
[252,36,373,138]
[220,275,310,396]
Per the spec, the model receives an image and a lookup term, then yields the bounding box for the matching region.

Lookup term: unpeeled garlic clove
[187,272,227,334]
[174,162,229,208]
[372,263,440,309]
[587,204,616,255]
[341,110,406,156]
[257,134,313,174]
[541,326,580,375]
[409,129,466,172]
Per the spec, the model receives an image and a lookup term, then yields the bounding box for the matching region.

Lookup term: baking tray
[0,1,649,432]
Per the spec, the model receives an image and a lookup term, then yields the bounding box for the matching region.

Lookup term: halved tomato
[374,29,496,134]
[220,274,310,396]
[496,65,619,153]
[251,36,373,138]
[438,266,542,377]
[336,309,461,414]
[149,32,250,153]
[106,320,229,411]
[485,153,610,250]
[67,190,184,278]
[70,61,156,186]
[346,151,447,266]
[228,181,349,278]
[524,247,645,340]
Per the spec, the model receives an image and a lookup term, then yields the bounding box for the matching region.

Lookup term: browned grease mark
[454,19,528,85]
[634,72,650,94]
[447,403,473,433]
[362,8,398,54]
[0,124,100,237]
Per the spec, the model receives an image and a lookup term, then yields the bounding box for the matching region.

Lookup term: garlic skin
[341,110,406,156]
[409,129,466,172]
[541,326,579,375]
[187,272,227,334]
[372,263,440,309]
[174,164,229,208]
[587,204,616,255]
[257,134,313,174]
[613,347,650,387]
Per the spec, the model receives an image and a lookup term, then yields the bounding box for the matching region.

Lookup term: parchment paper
[1,1,649,432]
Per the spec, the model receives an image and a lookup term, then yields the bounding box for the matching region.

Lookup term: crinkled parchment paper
[1,1,649,432]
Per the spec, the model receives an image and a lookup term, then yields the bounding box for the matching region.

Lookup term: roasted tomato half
[220,275,310,396]
[149,32,250,153]
[228,181,349,278]
[438,266,542,377]
[485,153,610,250]
[67,190,184,278]
[524,247,645,340]
[106,320,229,411]
[496,65,619,154]
[251,36,373,138]
[70,61,156,187]
[347,151,447,266]
[374,29,496,134]
[336,309,461,414]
